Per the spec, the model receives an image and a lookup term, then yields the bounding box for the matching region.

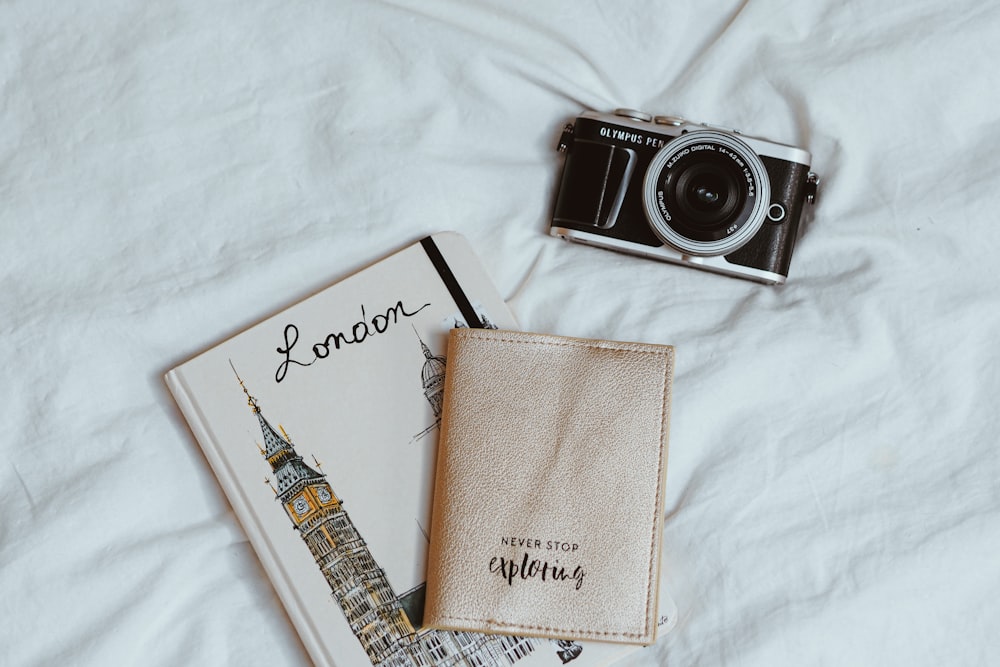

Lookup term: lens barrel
[642,131,770,256]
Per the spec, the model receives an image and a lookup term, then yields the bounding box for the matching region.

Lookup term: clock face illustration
[293,496,309,516]
[317,487,332,503]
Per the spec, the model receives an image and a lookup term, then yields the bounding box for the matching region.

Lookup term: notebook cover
[425,328,675,645]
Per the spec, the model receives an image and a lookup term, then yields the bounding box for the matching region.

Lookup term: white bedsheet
[3,1,999,665]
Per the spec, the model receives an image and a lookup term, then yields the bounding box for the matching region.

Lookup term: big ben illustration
[233,364,577,667]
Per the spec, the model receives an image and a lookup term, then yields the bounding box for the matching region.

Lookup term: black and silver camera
[550,109,818,284]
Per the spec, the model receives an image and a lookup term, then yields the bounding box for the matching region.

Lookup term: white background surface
[3,1,998,665]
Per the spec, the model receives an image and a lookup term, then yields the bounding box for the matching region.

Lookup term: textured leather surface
[424,328,674,645]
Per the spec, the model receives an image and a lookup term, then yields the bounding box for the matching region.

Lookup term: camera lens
[675,162,742,225]
[642,131,770,257]
[694,185,719,206]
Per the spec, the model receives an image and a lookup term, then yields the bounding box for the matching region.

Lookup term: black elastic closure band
[420,236,484,329]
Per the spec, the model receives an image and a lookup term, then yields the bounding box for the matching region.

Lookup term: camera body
[550,109,818,284]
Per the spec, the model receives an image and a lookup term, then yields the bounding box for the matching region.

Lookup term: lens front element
[642,131,770,256]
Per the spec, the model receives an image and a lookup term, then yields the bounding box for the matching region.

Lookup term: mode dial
[613,108,652,122]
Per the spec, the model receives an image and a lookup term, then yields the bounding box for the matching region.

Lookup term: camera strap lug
[557,123,575,152]
[805,171,819,205]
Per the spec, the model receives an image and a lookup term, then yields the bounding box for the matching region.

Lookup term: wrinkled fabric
[2,1,998,665]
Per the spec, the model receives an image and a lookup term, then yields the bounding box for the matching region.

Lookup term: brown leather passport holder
[424,328,674,645]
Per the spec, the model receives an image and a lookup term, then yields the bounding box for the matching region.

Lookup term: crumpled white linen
[2,0,998,665]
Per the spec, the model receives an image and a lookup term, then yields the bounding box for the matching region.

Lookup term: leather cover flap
[424,328,674,645]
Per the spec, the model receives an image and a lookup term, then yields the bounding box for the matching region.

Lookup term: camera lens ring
[642,130,770,257]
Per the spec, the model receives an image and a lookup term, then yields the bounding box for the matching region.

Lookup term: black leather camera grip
[553,139,635,229]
